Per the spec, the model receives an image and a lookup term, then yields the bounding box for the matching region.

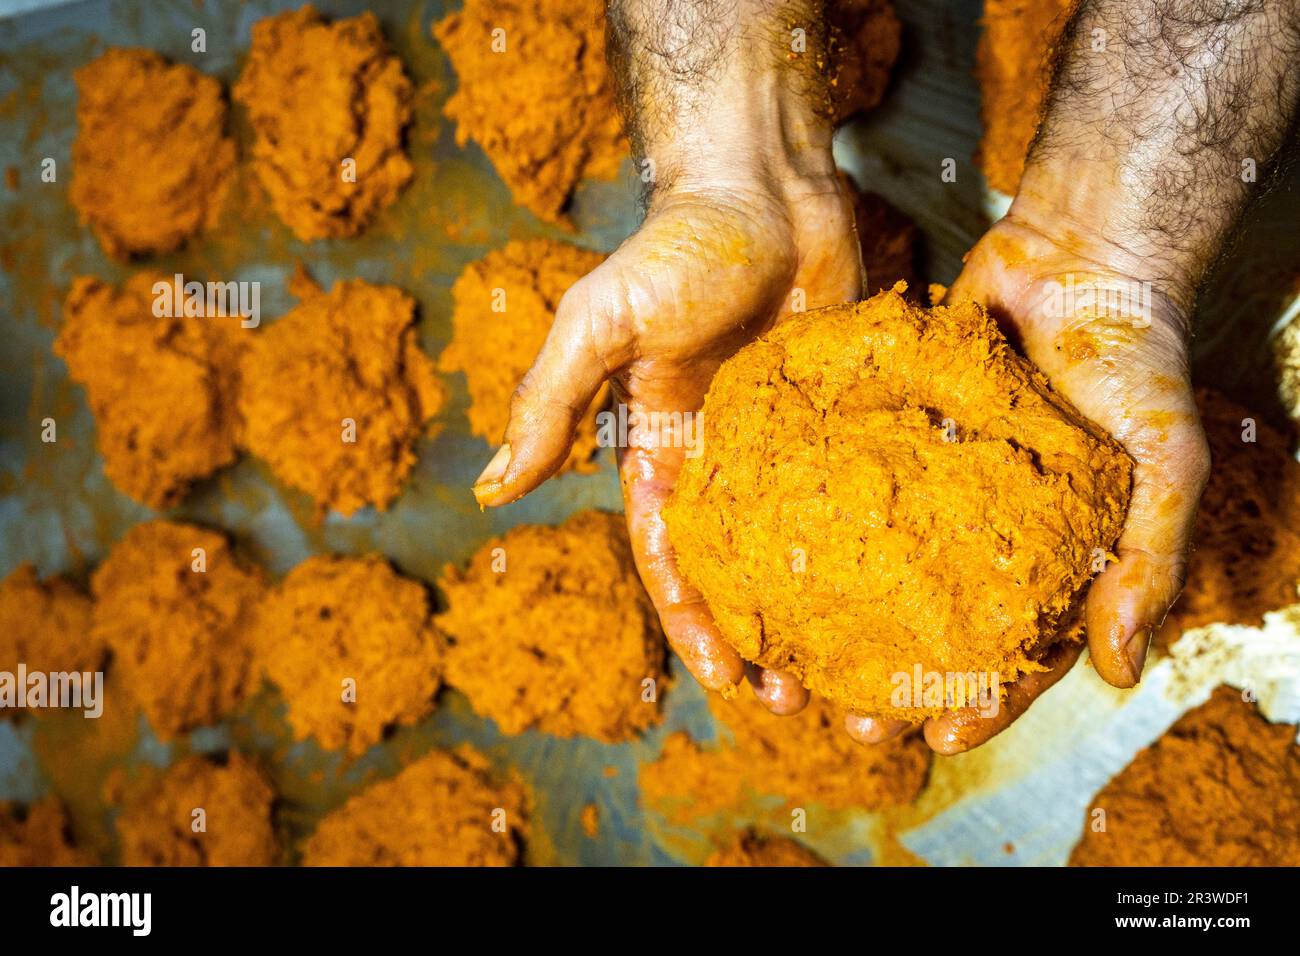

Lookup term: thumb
[1086,413,1210,687]
[473,273,633,506]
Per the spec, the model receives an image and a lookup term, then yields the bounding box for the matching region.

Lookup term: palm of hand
[885,217,1210,753]
[597,185,862,700]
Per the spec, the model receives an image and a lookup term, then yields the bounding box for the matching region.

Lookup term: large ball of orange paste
[665,286,1132,721]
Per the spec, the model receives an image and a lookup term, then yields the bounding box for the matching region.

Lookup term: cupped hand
[472,172,863,711]
[847,212,1211,754]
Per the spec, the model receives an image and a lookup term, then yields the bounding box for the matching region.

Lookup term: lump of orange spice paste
[70,49,235,259]
[433,0,625,226]
[664,286,1132,720]
[974,0,1076,195]
[0,565,102,719]
[640,691,930,821]
[238,276,446,517]
[113,754,278,867]
[56,274,248,509]
[234,5,413,241]
[1158,389,1300,646]
[1070,686,1300,866]
[255,555,444,755]
[439,239,608,475]
[91,521,264,740]
[0,797,97,867]
[302,745,528,866]
[827,0,902,122]
[706,828,830,867]
[437,510,666,742]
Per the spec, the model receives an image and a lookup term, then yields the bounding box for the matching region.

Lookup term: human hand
[473,167,861,710]
[472,0,869,712]
[845,208,1210,754]
[851,0,1300,753]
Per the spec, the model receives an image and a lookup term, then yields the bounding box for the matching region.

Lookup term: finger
[745,662,810,716]
[1086,413,1210,687]
[844,713,912,744]
[619,426,746,693]
[922,639,1084,755]
[473,272,634,506]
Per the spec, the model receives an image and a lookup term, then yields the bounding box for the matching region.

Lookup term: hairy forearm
[607,0,838,194]
[1016,0,1300,310]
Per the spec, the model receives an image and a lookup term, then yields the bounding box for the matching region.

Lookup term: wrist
[1010,157,1204,315]
[639,69,838,205]
[967,213,1194,346]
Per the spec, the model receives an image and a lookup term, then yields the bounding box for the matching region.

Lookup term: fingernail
[1125,625,1153,684]
[472,443,511,502]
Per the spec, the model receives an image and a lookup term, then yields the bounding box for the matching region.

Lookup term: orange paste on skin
[665,287,1132,720]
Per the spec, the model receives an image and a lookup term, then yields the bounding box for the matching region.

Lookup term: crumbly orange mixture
[439,239,609,474]
[0,797,97,866]
[238,277,446,517]
[0,564,101,714]
[113,754,278,867]
[437,510,666,742]
[640,691,931,820]
[664,287,1132,720]
[301,745,528,866]
[433,0,626,225]
[90,521,264,740]
[1159,389,1300,645]
[1070,686,1300,866]
[827,0,902,122]
[56,273,248,509]
[69,48,234,259]
[255,554,444,755]
[974,0,1076,195]
[706,827,829,867]
[234,5,413,241]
